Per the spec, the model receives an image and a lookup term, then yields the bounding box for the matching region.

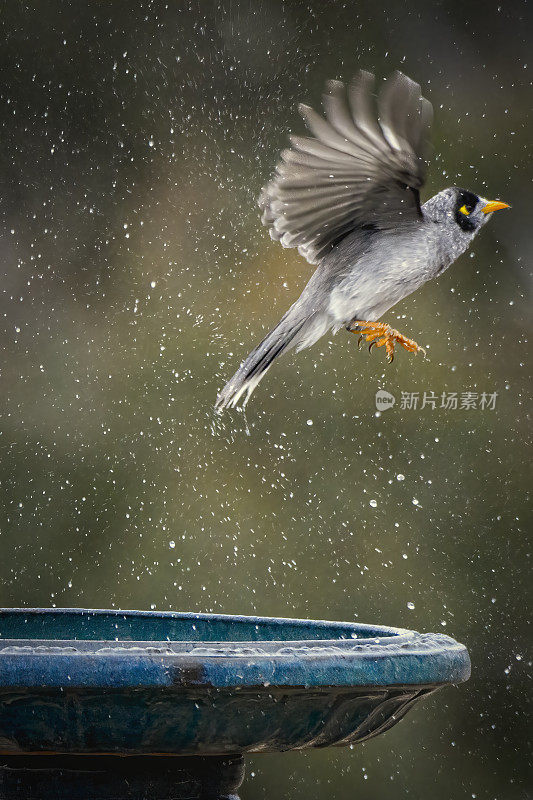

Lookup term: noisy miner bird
[215,70,509,411]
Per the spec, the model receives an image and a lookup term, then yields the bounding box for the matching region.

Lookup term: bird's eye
[459,204,471,216]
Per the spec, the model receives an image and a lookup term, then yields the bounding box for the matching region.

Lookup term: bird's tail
[215,307,322,411]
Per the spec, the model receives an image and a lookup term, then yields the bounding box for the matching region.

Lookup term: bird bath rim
[0,607,471,689]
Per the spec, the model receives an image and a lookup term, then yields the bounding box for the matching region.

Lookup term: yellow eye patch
[459,204,471,216]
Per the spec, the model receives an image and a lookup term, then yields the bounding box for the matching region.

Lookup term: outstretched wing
[258,71,433,265]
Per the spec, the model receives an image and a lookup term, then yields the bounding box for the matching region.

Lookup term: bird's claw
[348,321,425,363]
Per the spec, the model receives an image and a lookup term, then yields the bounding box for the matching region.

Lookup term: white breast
[328,230,433,324]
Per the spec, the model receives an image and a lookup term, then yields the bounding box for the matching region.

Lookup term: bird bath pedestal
[0,609,470,799]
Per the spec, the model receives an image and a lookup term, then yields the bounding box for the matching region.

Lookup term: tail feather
[215,311,312,411]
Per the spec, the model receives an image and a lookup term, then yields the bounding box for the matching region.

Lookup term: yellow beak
[482,200,510,215]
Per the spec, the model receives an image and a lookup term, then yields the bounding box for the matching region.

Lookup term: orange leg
[347,321,426,364]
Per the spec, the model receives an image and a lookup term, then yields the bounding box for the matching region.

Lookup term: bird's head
[424,187,510,236]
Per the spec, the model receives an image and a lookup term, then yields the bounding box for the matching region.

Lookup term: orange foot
[348,321,426,364]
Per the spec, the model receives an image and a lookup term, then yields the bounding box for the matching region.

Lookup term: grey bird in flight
[215,71,509,411]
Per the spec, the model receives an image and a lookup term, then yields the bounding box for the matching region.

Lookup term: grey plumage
[215,71,508,411]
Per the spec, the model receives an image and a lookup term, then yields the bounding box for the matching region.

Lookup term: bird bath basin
[0,608,470,798]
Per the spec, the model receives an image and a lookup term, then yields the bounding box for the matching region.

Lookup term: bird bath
[0,608,470,799]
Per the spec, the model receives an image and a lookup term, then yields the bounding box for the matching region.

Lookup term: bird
[215,70,509,411]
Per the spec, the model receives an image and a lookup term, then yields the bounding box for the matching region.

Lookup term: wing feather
[258,70,433,265]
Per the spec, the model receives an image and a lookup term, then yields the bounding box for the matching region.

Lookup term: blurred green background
[0,1,531,798]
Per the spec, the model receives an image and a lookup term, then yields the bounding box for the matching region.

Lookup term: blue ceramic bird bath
[0,608,470,798]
